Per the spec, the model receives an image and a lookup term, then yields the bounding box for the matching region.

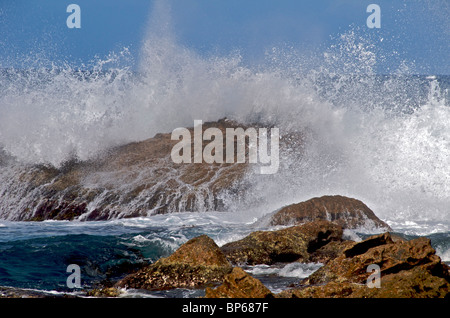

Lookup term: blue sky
[0,0,448,74]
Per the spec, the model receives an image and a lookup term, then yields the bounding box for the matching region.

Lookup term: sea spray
[0,2,449,228]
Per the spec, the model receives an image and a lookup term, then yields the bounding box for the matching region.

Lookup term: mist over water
[0,2,449,229]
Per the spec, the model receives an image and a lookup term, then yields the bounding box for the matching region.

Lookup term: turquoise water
[0,213,255,295]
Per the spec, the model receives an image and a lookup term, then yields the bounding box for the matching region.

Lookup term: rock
[220,220,343,265]
[365,266,450,298]
[267,195,391,231]
[280,232,450,298]
[1,119,252,221]
[308,240,355,264]
[276,281,365,298]
[304,233,448,285]
[86,287,121,298]
[279,266,450,298]
[343,232,393,258]
[0,286,78,298]
[116,235,232,290]
[205,267,273,298]
[1,118,308,221]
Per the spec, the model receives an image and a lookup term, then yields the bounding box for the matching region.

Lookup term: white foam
[436,246,450,263]
[343,229,363,242]
[387,220,450,236]
[245,262,322,279]
[132,234,148,242]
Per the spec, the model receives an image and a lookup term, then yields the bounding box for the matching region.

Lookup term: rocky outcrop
[82,219,450,299]
[220,220,343,265]
[278,232,450,298]
[114,230,450,298]
[115,221,348,295]
[304,233,449,285]
[266,195,391,231]
[116,235,232,290]
[205,267,273,298]
[1,119,251,221]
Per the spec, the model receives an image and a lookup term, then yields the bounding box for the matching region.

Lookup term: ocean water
[0,213,448,297]
[1,3,449,297]
[0,213,259,296]
[0,213,332,297]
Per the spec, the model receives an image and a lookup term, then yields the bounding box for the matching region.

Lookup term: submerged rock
[0,286,78,298]
[205,267,273,298]
[220,220,343,265]
[116,235,233,290]
[266,195,391,231]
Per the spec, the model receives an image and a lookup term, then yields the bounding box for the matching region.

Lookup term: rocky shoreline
[3,195,448,299]
[112,212,450,299]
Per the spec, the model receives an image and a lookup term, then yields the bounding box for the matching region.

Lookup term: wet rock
[2,119,252,221]
[279,232,450,298]
[267,195,391,231]
[279,266,450,298]
[308,240,355,264]
[0,286,78,298]
[277,281,364,298]
[343,232,393,258]
[304,233,447,285]
[205,267,273,298]
[220,220,343,265]
[365,266,450,298]
[86,287,121,298]
[116,235,232,290]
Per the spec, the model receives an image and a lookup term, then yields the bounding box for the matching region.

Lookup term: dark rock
[267,195,391,231]
[116,235,232,290]
[205,267,273,298]
[220,220,343,265]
